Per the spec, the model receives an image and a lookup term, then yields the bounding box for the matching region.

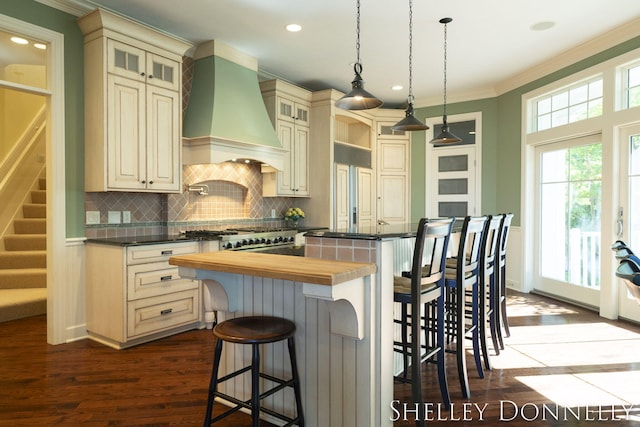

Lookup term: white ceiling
[23,1,640,107]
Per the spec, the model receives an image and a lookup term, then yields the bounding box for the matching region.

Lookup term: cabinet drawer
[127,242,200,265]
[127,289,200,338]
[127,262,197,300]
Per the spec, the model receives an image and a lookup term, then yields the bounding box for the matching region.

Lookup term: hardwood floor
[1,291,640,426]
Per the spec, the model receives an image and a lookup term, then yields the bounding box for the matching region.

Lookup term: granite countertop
[304,220,463,240]
[304,223,420,240]
[85,234,199,246]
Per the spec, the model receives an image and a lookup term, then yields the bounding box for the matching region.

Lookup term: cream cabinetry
[376,120,410,225]
[78,9,190,193]
[301,89,376,227]
[260,80,311,197]
[85,241,202,349]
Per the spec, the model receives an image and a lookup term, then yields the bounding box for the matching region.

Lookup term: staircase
[0,177,47,322]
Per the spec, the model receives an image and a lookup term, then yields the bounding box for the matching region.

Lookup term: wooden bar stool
[204,315,304,427]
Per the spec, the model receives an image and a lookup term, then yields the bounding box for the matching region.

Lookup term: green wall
[413,36,640,227]
[0,0,85,238]
[412,98,499,222]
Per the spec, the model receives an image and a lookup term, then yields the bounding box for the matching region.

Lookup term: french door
[617,124,640,322]
[534,135,603,307]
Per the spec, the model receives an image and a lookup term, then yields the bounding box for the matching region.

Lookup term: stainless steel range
[221,227,299,252]
[183,227,302,255]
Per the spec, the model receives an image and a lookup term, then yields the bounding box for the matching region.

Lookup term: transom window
[622,61,640,109]
[533,77,603,132]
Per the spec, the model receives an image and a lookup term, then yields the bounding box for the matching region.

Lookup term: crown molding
[415,87,497,108]
[496,16,640,96]
[34,0,94,16]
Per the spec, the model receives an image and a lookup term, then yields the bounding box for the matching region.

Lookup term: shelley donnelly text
[389,400,638,422]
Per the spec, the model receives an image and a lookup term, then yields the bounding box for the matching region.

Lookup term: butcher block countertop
[169,251,377,286]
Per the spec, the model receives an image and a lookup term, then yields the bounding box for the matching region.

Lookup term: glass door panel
[535,137,602,306]
[618,125,640,322]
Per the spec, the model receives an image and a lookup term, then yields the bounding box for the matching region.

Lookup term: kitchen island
[169,251,384,427]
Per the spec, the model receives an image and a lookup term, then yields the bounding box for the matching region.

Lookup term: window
[533,77,603,131]
[622,62,640,109]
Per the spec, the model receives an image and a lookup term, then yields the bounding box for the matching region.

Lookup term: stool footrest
[212,389,301,426]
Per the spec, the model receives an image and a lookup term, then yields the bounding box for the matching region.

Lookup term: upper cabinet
[260,80,311,197]
[78,9,191,193]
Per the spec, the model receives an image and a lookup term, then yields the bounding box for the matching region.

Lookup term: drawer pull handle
[160,275,172,281]
[160,308,173,315]
[161,250,173,255]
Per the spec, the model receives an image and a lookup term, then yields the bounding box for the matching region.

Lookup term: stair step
[22,204,46,219]
[13,218,46,234]
[0,268,47,289]
[0,288,46,323]
[4,235,46,251]
[0,251,46,269]
[31,190,46,204]
[39,177,46,190]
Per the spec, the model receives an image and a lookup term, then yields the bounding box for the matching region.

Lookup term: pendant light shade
[336,0,383,110]
[392,0,428,132]
[430,17,462,145]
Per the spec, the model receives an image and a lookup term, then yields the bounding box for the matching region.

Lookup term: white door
[356,166,374,228]
[377,139,409,224]
[429,145,478,217]
[534,135,602,307]
[617,124,640,322]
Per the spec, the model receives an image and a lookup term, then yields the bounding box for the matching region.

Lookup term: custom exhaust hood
[182,40,286,170]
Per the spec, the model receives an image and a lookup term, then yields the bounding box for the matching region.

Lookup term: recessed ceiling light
[392,85,403,91]
[10,36,28,45]
[34,43,47,50]
[530,21,555,31]
[286,24,302,32]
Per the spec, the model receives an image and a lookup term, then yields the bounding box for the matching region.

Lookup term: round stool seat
[214,316,296,344]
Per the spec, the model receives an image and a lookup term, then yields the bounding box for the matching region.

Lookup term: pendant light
[336,0,383,110]
[430,17,462,145]
[392,0,428,131]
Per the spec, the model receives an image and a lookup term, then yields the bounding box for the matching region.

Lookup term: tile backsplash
[85,162,296,238]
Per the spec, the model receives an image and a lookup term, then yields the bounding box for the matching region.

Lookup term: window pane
[552,108,568,127]
[438,178,468,195]
[438,155,468,172]
[588,98,603,117]
[629,87,640,109]
[538,98,551,115]
[631,135,640,175]
[538,114,551,131]
[569,103,587,122]
[589,79,603,98]
[438,202,467,217]
[629,65,640,87]
[570,85,588,104]
[540,143,602,289]
[541,150,567,183]
[552,92,569,110]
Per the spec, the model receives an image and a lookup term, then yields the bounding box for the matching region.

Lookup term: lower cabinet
[86,241,202,349]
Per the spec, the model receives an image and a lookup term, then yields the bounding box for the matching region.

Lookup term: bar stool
[204,315,304,427]
[443,215,487,399]
[495,213,514,350]
[478,214,503,368]
[393,217,454,423]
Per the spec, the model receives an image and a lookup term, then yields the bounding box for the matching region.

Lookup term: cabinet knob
[149,180,154,184]
[140,72,145,77]
[141,180,146,184]
[148,75,154,79]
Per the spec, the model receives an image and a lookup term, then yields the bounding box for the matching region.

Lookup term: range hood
[182,40,286,170]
